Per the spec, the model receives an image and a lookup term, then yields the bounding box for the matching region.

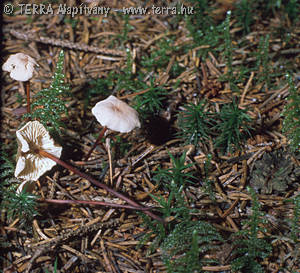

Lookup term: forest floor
[1,1,300,272]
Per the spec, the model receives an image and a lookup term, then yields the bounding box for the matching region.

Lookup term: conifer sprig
[25,50,71,133]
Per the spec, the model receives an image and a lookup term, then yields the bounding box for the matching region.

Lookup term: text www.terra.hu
[122,5,194,15]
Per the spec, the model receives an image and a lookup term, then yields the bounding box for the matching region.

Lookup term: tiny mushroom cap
[15,121,62,182]
[92,95,141,133]
[2,53,38,82]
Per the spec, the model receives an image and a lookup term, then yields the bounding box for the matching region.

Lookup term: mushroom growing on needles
[2,53,38,115]
[85,95,141,160]
[15,121,62,192]
[15,121,163,222]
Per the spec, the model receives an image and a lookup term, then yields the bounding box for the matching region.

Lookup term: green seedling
[213,99,252,153]
[161,221,223,273]
[234,0,254,34]
[177,100,213,147]
[231,187,272,272]
[133,77,168,118]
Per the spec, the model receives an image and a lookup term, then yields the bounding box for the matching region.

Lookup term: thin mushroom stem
[39,198,152,211]
[25,81,30,114]
[85,126,107,161]
[38,149,164,223]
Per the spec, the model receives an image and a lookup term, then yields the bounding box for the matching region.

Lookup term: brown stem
[85,126,107,161]
[39,198,152,211]
[38,149,164,223]
[25,81,30,114]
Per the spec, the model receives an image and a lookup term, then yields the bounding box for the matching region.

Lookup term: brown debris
[1,1,300,272]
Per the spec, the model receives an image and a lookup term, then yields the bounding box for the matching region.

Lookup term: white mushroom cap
[15,121,62,181]
[92,95,141,133]
[2,53,37,82]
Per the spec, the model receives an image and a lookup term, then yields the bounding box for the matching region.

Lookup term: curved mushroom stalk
[39,149,164,223]
[15,121,163,223]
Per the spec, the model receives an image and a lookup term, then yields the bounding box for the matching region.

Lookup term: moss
[25,50,71,134]
[231,187,272,272]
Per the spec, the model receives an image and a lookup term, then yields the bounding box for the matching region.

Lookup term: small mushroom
[12,121,164,222]
[2,53,37,82]
[92,95,140,133]
[85,95,140,160]
[15,121,62,182]
[2,53,38,114]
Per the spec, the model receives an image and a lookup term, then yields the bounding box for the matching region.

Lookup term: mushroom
[2,53,37,82]
[13,121,162,222]
[92,95,140,133]
[14,122,163,222]
[2,53,38,114]
[85,95,140,160]
[15,121,62,182]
